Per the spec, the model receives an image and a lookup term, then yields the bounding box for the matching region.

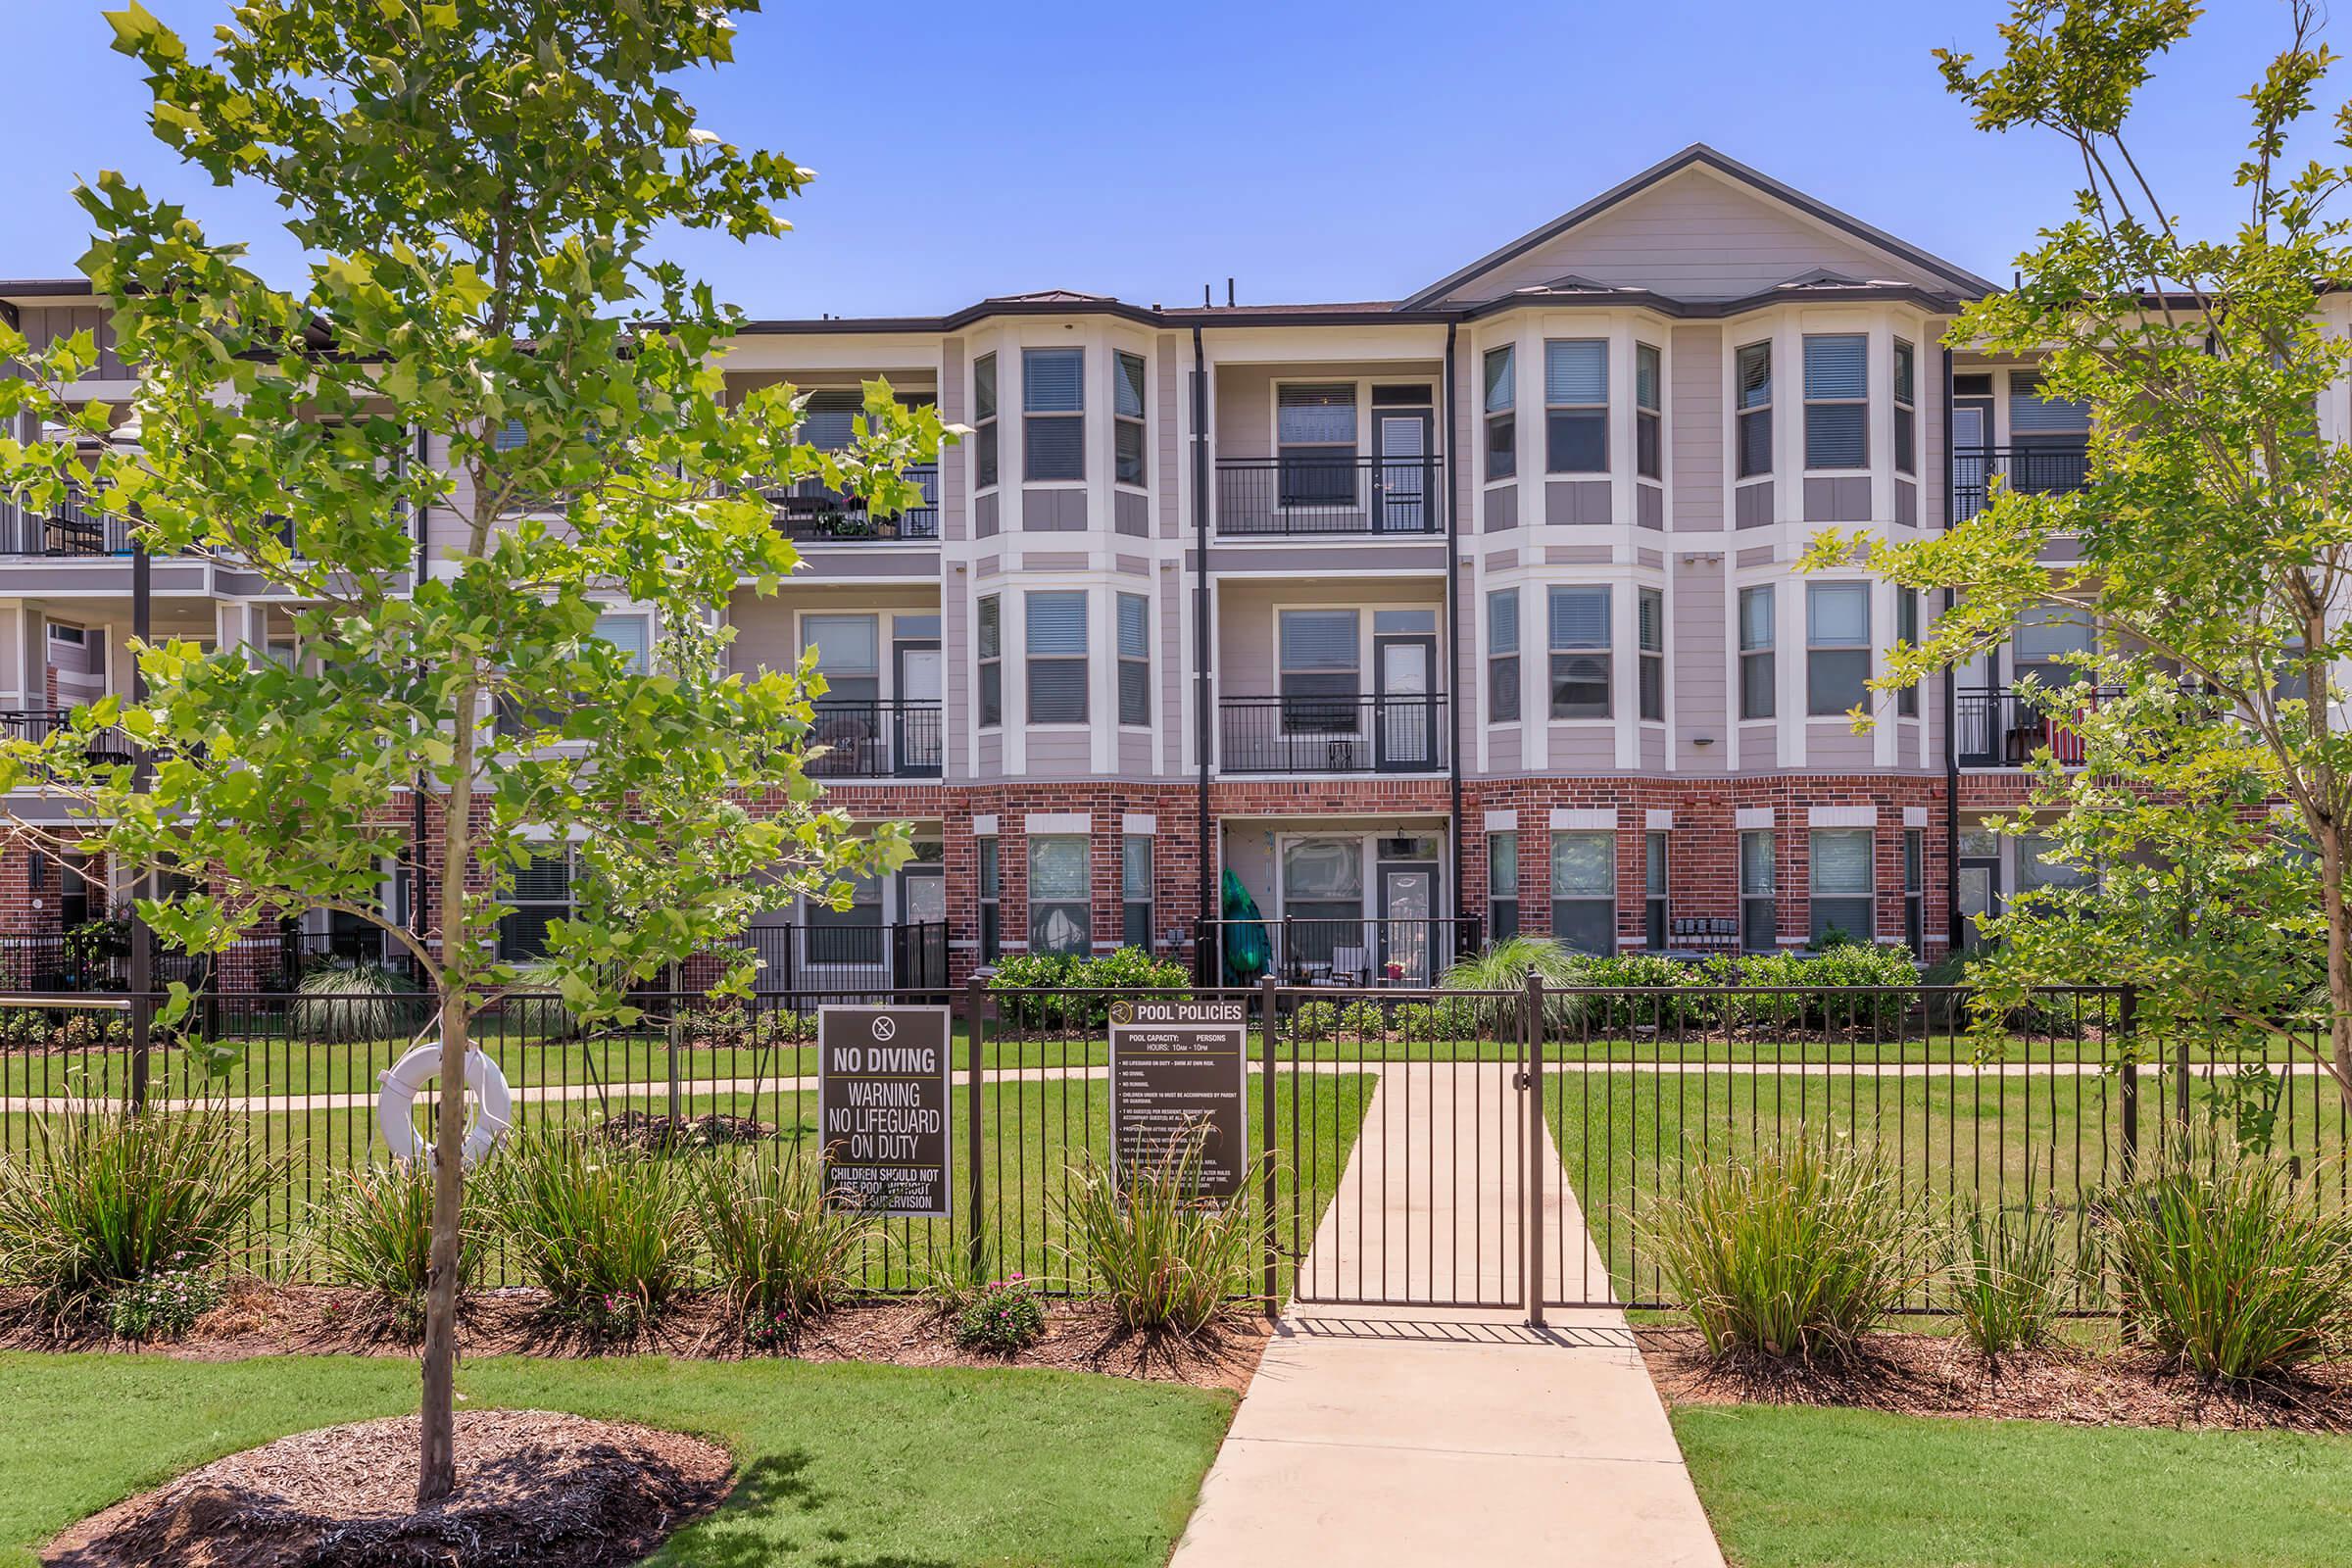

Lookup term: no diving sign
[816,1004,953,1217]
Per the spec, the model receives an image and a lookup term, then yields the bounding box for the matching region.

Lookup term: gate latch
[1511,1070,1534,1091]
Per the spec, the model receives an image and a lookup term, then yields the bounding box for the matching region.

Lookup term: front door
[1957,831,2002,952]
[1952,400,1993,519]
[896,865,947,987]
[1376,863,1436,984]
[894,641,943,777]
[1373,635,1437,771]
[1374,411,1433,532]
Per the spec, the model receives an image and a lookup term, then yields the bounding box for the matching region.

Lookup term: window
[593,612,650,676]
[1740,831,1777,953]
[1739,586,1776,720]
[1638,588,1664,722]
[2017,831,2095,895]
[1635,344,1662,480]
[978,837,1001,963]
[1803,333,1868,469]
[1278,383,1356,507]
[1544,340,1608,472]
[1549,831,1616,955]
[1893,339,1917,475]
[1547,586,1611,719]
[1483,346,1516,481]
[1644,831,1669,952]
[1117,592,1150,726]
[808,865,884,965]
[1121,835,1153,951]
[1280,608,1359,733]
[1809,828,1875,946]
[1282,837,1363,943]
[1806,583,1871,715]
[1488,832,1519,941]
[1896,589,1920,717]
[1028,834,1090,956]
[1736,342,1773,478]
[2014,602,2093,687]
[44,622,86,647]
[1487,589,1521,723]
[1023,348,1084,482]
[1025,590,1088,723]
[973,352,999,489]
[976,595,1003,727]
[1113,351,1147,487]
[499,847,572,960]
[1903,828,1925,956]
[800,389,860,452]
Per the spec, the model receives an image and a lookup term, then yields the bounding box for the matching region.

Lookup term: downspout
[1443,321,1465,943]
[1192,326,1212,936]
[1940,343,1961,956]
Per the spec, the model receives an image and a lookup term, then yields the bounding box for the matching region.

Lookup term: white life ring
[377,1043,514,1167]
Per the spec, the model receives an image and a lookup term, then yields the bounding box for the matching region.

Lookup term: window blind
[1024,348,1084,413]
[1025,592,1087,655]
[1544,340,1607,404]
[1548,585,1611,649]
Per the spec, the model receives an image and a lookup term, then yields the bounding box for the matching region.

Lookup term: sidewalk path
[1170,1062,1724,1567]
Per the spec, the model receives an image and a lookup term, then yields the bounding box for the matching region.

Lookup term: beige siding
[1672,564,1727,765]
[1808,725,1876,769]
[1025,729,1093,774]
[1670,326,1723,530]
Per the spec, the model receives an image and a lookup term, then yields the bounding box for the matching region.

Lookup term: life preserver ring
[376,1043,514,1167]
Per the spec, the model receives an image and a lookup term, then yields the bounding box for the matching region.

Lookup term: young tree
[0,1,936,1501]
[1808,0,2352,1111]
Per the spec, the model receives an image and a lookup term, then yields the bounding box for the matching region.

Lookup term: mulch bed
[44,1409,732,1568]
[1638,1326,2352,1433]
[592,1110,771,1151]
[0,1284,1271,1395]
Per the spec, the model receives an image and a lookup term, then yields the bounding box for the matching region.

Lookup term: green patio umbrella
[1219,868,1271,984]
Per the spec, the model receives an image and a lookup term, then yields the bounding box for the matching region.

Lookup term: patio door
[1957,830,2002,952]
[1952,399,1992,520]
[894,640,942,777]
[1373,408,1432,532]
[1373,634,1437,771]
[1376,862,1437,984]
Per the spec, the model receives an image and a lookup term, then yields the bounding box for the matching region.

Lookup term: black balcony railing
[0,482,143,557]
[0,924,413,994]
[1193,916,1482,988]
[767,465,940,542]
[807,699,944,779]
[1956,685,2123,767]
[717,920,949,995]
[1219,694,1447,774]
[0,709,139,770]
[1215,455,1445,536]
[1950,444,2089,521]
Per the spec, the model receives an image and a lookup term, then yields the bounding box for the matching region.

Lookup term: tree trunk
[416,718,475,1506]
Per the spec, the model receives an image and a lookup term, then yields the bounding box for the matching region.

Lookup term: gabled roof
[984,288,1116,305]
[1398,144,1998,310]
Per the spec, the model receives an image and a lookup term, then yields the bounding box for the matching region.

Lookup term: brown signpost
[1106,997,1249,1198]
[817,1004,953,1217]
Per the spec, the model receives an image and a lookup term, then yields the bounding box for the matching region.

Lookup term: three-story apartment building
[1,146,2132,990]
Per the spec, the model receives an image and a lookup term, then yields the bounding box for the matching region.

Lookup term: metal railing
[805,699,944,778]
[1214,455,1445,536]
[1217,693,1448,773]
[712,920,949,995]
[766,464,940,542]
[1193,916,1483,987]
[0,708,139,769]
[1956,685,2122,767]
[0,482,145,556]
[1951,443,2088,520]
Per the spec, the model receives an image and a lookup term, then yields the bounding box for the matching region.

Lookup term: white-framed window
[1736,341,1773,479]
[1739,585,1776,720]
[2016,830,2096,895]
[1113,350,1147,488]
[977,836,1001,962]
[1547,585,1611,719]
[1488,832,1518,941]
[593,612,650,676]
[1638,588,1664,722]
[44,621,86,648]
[1809,828,1875,946]
[976,594,1002,727]
[1635,343,1662,481]
[1280,608,1359,733]
[1121,834,1153,950]
[499,846,573,960]
[1116,592,1151,727]
[1483,345,1516,481]
[807,865,885,965]
[1023,348,1084,482]
[1028,834,1091,956]
[1740,830,1777,953]
[1803,333,1869,469]
[973,352,999,489]
[1281,837,1362,927]
[1896,589,1920,717]
[1544,340,1608,473]
[1903,828,1925,956]
[1893,339,1917,475]
[1025,590,1088,723]
[806,613,880,707]
[1487,588,1520,724]
[1644,831,1669,952]
[1549,830,1616,954]
[1277,383,1356,507]
[1806,582,1871,716]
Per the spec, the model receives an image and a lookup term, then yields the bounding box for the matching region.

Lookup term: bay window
[1023,348,1084,482]
[1544,340,1608,473]
[1803,333,1868,469]
[1806,582,1871,715]
[1547,585,1611,719]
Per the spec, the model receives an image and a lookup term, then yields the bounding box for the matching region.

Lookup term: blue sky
[0,2,2325,316]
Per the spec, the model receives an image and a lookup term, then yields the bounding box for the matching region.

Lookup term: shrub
[1439,935,1592,1031]
[1946,1205,2067,1355]
[690,1153,873,1330]
[989,948,1189,1027]
[1584,953,1710,1033]
[1059,1127,1261,1335]
[954,1273,1048,1353]
[304,1160,485,1334]
[286,959,417,1044]
[1391,996,1480,1042]
[103,1266,220,1341]
[1290,1000,1338,1043]
[1641,1138,1918,1360]
[479,1128,690,1333]
[2104,1152,2352,1379]
[1337,999,1389,1040]
[0,1099,279,1316]
[1794,944,1920,1031]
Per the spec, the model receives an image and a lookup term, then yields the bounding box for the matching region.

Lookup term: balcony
[766,465,939,543]
[1956,685,2121,768]
[1,709,138,772]
[718,920,949,995]
[1218,694,1448,774]
[1,482,144,557]
[1215,456,1445,537]
[1951,445,2088,521]
[1193,915,1482,988]
[806,699,944,779]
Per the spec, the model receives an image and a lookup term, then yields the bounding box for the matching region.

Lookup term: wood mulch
[0,1283,1272,1395]
[43,1408,733,1568]
[1638,1326,2352,1433]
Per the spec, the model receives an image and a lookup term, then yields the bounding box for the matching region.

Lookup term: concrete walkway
[1170,1063,1725,1567]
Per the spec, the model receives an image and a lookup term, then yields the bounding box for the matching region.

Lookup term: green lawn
[1673,1403,2352,1567]
[0,1352,1232,1568]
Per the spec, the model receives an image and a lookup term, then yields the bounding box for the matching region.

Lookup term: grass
[0,1351,1232,1568]
[1672,1402,2352,1566]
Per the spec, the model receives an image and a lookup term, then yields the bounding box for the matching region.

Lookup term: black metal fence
[1950,443,2089,520]
[0,484,145,556]
[1216,694,1448,774]
[1194,917,1482,988]
[805,699,944,778]
[2,981,2341,1313]
[1214,456,1445,536]
[1956,686,2120,768]
[766,464,940,541]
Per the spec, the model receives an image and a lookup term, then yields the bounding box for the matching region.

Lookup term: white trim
[1902,806,1929,828]
[1549,808,1618,830]
[1122,812,1157,834]
[1735,807,1775,830]
[1483,808,1518,832]
[971,813,999,837]
[1024,811,1091,835]
[1807,805,1878,828]
[1644,808,1675,830]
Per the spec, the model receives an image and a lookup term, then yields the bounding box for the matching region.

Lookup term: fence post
[2174,1010,2191,1138]
[1524,972,1545,1329]
[963,976,987,1283]
[1260,973,1280,1320]
[2118,984,2139,1175]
